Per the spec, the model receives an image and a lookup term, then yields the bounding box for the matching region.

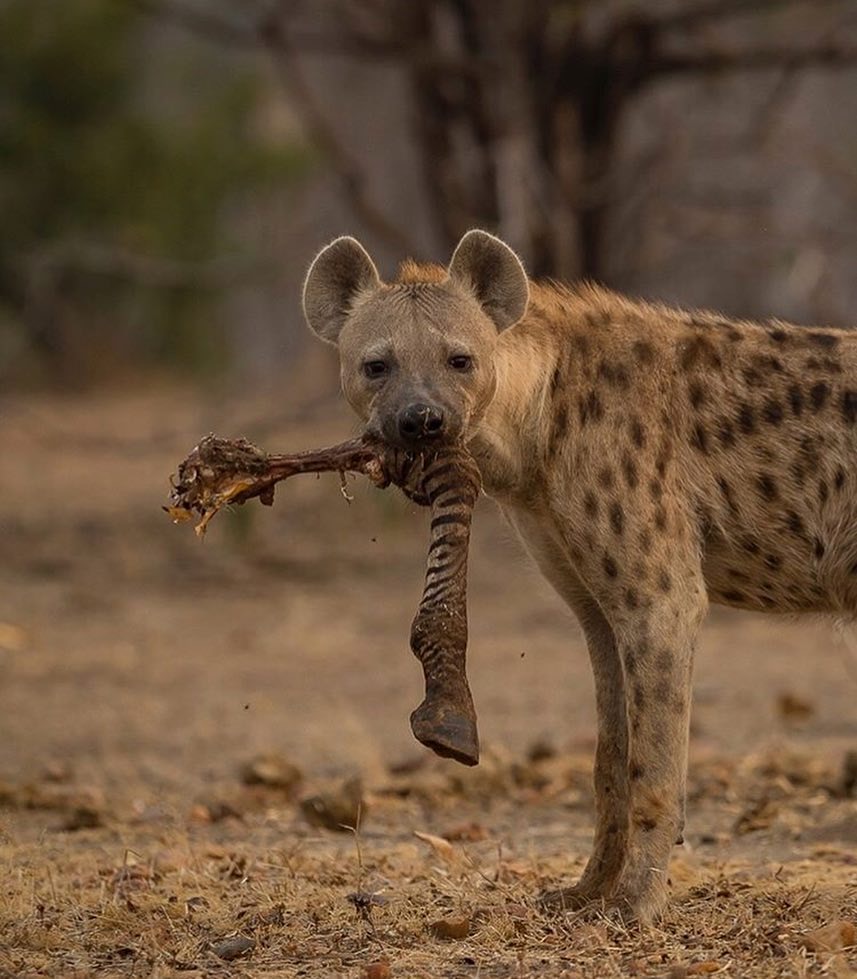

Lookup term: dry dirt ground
[1,385,856,979]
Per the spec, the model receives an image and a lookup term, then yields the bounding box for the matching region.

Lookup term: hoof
[410,699,479,766]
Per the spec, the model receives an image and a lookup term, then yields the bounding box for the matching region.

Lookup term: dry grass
[1,746,856,978]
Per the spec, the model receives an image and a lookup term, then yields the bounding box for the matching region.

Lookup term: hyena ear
[302,236,381,344]
[448,229,529,331]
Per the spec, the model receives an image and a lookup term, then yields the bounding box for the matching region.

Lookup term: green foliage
[0,0,310,383]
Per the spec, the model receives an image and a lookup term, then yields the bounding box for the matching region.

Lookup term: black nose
[398,403,445,442]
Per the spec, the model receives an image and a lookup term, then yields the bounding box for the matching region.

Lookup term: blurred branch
[653,43,857,76]
[258,4,419,255]
[656,0,831,31]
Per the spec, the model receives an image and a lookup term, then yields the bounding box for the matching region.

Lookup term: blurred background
[4,0,857,390]
[3,0,857,804]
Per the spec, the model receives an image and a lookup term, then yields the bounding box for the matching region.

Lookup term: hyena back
[302,229,857,921]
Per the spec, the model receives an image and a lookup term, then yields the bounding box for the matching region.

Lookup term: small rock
[212,935,255,961]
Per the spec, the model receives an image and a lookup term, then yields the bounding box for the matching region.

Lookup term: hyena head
[302,230,529,448]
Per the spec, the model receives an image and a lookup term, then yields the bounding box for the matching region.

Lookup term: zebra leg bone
[392,449,482,766]
[166,435,483,766]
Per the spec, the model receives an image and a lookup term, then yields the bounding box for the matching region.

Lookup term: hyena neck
[468,303,561,501]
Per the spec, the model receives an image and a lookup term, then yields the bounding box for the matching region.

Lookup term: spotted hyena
[302,229,857,921]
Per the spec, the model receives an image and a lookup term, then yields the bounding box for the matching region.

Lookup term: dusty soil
[1,386,856,978]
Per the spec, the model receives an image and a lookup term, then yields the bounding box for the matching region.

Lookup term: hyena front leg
[609,567,706,922]
[542,596,630,909]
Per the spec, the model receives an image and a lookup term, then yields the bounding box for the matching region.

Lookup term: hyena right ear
[302,236,381,344]
[448,229,529,331]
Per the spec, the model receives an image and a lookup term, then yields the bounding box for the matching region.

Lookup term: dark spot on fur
[763,400,784,425]
[764,553,782,571]
[583,492,599,519]
[624,587,639,609]
[640,529,652,551]
[637,815,658,832]
[630,762,645,780]
[655,505,668,531]
[813,537,825,559]
[622,453,639,490]
[649,478,663,501]
[689,381,706,409]
[728,567,750,582]
[843,390,857,425]
[629,416,646,449]
[807,332,840,350]
[716,475,738,513]
[788,384,804,417]
[723,589,745,603]
[598,361,631,389]
[756,473,778,501]
[680,335,722,371]
[835,467,846,491]
[738,404,755,434]
[790,459,806,484]
[550,365,562,399]
[691,423,709,454]
[810,381,830,411]
[603,554,618,578]
[657,569,672,593]
[633,340,654,364]
[742,536,760,555]
[786,510,805,537]
[579,390,605,425]
[597,467,615,490]
[609,502,625,535]
[768,328,788,344]
[742,367,762,387]
[819,479,829,505]
[718,419,736,447]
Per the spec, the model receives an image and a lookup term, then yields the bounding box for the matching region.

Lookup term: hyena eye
[448,354,473,372]
[362,360,389,379]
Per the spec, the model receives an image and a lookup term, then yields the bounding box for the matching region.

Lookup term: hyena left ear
[303,236,381,344]
[448,229,529,331]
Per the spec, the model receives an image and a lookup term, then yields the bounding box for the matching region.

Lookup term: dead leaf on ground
[428,915,471,940]
[442,821,488,842]
[413,830,459,865]
[362,958,391,978]
[239,753,302,792]
[300,776,363,831]
[800,919,857,952]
